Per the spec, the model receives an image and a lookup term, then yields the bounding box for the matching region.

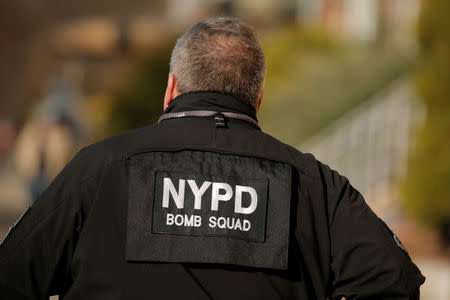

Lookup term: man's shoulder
[74,123,338,185]
[66,124,159,180]
[80,124,159,161]
[258,131,322,180]
[259,132,350,200]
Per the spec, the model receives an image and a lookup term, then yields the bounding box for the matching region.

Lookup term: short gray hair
[170,17,266,108]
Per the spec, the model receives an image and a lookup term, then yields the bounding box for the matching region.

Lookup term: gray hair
[170,17,266,108]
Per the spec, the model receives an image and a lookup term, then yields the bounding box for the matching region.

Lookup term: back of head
[170,17,266,108]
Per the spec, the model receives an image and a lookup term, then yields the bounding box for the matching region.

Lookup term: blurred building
[297,0,420,47]
[0,0,166,122]
[0,0,420,125]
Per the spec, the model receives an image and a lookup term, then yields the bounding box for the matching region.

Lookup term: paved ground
[393,219,450,300]
[417,258,450,300]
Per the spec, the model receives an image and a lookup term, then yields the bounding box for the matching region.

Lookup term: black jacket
[0,92,425,299]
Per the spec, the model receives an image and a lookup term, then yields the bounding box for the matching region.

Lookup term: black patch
[152,171,268,242]
[126,150,292,270]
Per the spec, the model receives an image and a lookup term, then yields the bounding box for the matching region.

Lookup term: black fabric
[0,283,30,300]
[0,91,425,299]
[126,151,290,269]
[165,91,258,122]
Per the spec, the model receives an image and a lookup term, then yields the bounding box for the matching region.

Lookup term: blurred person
[15,75,81,203]
[15,115,77,202]
[0,120,16,167]
[0,17,424,299]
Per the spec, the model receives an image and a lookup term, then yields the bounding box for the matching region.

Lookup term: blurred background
[0,0,448,299]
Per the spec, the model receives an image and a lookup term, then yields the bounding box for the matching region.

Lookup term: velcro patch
[152,171,268,242]
[126,150,292,270]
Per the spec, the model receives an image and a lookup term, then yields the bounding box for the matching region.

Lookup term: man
[0,17,424,299]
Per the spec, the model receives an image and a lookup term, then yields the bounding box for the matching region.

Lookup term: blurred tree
[401,0,450,229]
[108,40,173,135]
[260,25,411,144]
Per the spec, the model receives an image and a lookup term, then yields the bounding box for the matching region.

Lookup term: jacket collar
[163,91,258,122]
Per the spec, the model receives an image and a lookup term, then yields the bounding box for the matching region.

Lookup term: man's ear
[256,88,264,112]
[164,73,177,110]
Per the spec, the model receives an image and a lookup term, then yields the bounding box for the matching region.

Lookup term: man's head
[164,17,266,111]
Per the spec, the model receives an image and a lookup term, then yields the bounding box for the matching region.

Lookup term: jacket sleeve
[324,165,425,299]
[0,150,91,299]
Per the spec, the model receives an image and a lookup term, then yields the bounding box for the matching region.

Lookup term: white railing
[299,78,421,207]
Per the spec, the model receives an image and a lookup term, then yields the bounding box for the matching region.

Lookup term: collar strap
[158,110,260,130]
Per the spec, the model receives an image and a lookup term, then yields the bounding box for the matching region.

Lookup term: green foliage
[259,25,412,144]
[108,41,174,135]
[417,0,450,52]
[401,0,450,227]
[263,26,335,86]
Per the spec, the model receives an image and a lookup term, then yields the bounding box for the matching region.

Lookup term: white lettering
[174,214,184,226]
[209,216,217,228]
[184,214,194,226]
[194,215,202,227]
[217,217,227,228]
[226,217,235,229]
[187,180,211,210]
[234,219,242,230]
[162,178,185,209]
[166,214,202,227]
[243,219,251,231]
[208,216,250,232]
[211,182,233,211]
[234,185,258,214]
[166,213,174,225]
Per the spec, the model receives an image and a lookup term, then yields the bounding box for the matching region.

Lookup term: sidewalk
[393,219,450,300]
[416,258,450,300]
